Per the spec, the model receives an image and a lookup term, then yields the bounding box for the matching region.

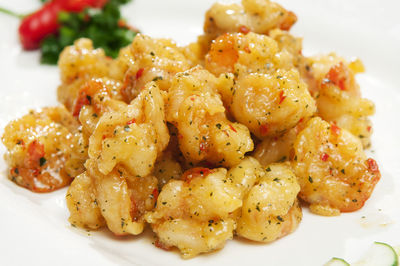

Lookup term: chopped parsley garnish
[41,0,138,64]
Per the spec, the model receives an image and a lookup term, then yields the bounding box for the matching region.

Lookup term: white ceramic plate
[0,0,399,265]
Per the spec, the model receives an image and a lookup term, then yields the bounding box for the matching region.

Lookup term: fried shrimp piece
[69,159,158,235]
[205,32,296,77]
[73,78,126,119]
[166,66,253,167]
[226,69,315,139]
[2,106,84,192]
[300,54,374,147]
[236,163,302,242]
[145,168,242,258]
[202,0,297,46]
[89,82,169,177]
[292,117,381,215]
[120,34,191,102]
[57,38,112,110]
[66,171,105,230]
[61,78,128,165]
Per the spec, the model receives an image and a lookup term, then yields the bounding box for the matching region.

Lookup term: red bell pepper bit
[25,140,45,169]
[182,167,212,183]
[330,123,341,136]
[73,90,91,117]
[136,68,144,79]
[367,158,379,173]
[278,90,286,104]
[199,142,207,153]
[239,25,250,34]
[260,124,269,136]
[151,188,159,202]
[127,118,136,125]
[320,152,329,162]
[229,124,237,133]
[324,62,348,91]
[72,79,103,117]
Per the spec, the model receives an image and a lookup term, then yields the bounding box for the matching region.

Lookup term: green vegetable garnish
[40,0,138,64]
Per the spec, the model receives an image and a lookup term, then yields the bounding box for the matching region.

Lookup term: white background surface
[0,0,399,265]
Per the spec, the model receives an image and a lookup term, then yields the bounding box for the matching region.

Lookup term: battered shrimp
[120,34,191,102]
[57,38,112,111]
[300,54,374,147]
[228,69,316,139]
[145,168,242,258]
[166,66,253,167]
[292,117,380,215]
[202,0,297,48]
[2,106,83,192]
[81,159,158,235]
[236,163,302,242]
[89,82,169,177]
[67,78,129,165]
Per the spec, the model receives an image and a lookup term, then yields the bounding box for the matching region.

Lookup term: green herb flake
[39,157,47,167]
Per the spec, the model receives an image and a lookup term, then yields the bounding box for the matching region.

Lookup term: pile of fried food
[2,0,381,258]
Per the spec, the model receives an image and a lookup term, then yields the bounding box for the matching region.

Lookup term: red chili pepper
[229,124,237,133]
[18,0,107,50]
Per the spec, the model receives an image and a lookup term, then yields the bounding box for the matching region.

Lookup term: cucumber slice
[354,242,399,266]
[324,257,350,266]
